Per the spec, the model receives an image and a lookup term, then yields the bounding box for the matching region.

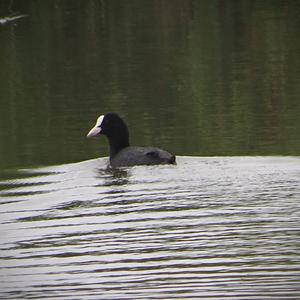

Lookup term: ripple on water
[0,156,300,299]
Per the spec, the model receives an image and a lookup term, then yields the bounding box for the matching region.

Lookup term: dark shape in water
[87,112,176,168]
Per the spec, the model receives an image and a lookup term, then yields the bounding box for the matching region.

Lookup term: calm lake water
[0,1,300,299]
[1,157,300,299]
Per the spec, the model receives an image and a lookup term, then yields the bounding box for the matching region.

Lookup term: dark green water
[0,0,299,171]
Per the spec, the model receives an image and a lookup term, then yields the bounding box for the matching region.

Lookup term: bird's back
[110,146,176,167]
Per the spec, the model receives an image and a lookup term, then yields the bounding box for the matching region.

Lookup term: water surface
[1,156,299,299]
[0,0,300,170]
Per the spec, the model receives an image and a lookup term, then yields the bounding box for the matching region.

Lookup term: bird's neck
[107,133,130,157]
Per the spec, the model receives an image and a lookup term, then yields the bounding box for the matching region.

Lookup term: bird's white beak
[87,114,104,138]
[87,126,101,138]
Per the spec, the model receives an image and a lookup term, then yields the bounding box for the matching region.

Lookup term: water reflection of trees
[0,0,299,168]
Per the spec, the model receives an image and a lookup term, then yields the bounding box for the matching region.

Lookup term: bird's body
[110,146,176,168]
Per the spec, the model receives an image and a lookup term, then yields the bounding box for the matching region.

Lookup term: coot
[87,113,176,167]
